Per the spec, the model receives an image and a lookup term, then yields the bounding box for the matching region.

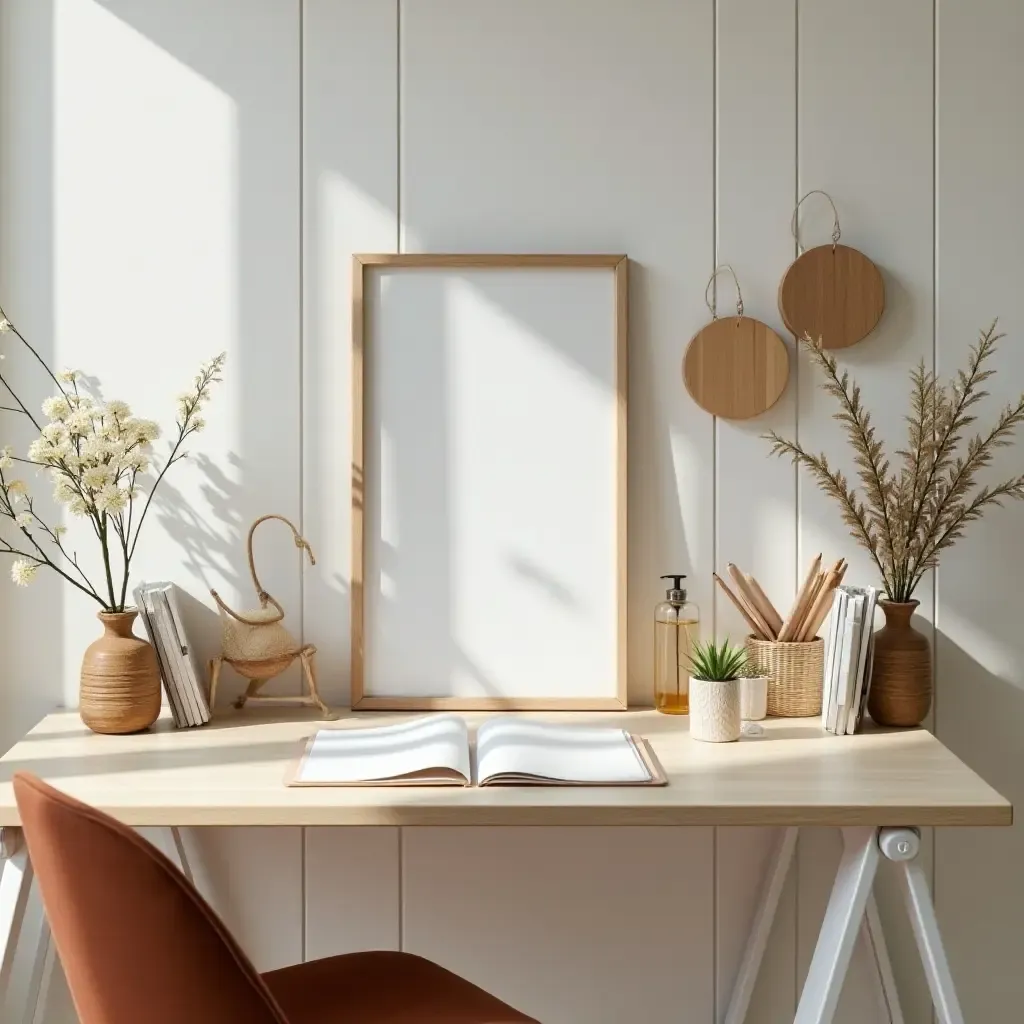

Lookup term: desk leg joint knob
[878,826,920,862]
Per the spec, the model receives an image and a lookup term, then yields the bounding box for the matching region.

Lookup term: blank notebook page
[476,718,651,784]
[297,715,470,783]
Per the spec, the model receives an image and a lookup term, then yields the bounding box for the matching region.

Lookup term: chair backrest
[13,772,289,1024]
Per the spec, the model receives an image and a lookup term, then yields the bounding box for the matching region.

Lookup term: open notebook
[287,715,667,788]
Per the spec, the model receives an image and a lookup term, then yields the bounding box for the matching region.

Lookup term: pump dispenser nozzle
[660,574,688,604]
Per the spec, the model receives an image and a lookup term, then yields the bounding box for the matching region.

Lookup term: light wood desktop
[0,709,1010,1024]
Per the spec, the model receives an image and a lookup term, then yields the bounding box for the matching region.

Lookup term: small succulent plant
[689,639,749,681]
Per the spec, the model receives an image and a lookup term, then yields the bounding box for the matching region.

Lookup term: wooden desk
[0,709,1010,1024]
[0,708,1009,828]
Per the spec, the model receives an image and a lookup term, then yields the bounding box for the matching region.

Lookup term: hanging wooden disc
[683,315,789,420]
[780,192,885,349]
[778,243,884,349]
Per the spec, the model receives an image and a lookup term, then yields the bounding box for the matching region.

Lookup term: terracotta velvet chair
[13,773,538,1024]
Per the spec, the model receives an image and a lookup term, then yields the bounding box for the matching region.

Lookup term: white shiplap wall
[1,2,1022,1022]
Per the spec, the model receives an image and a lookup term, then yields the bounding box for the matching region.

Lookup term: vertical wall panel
[715,0,798,636]
[52,0,303,706]
[40,0,303,1009]
[0,0,64,751]
[797,2,935,1021]
[182,826,304,971]
[302,0,398,706]
[400,0,716,708]
[936,2,1024,1019]
[304,828,400,958]
[404,827,713,1024]
[715,2,798,1018]
[397,7,716,1021]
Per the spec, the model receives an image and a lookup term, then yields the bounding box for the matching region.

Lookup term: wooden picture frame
[351,253,628,710]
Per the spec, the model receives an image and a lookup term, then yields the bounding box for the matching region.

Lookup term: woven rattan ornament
[683,265,789,420]
[208,515,329,716]
[778,191,885,350]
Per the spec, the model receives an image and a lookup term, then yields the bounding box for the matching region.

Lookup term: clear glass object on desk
[654,574,700,715]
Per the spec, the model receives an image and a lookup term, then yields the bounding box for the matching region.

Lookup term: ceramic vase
[739,676,769,721]
[867,600,931,727]
[689,676,741,743]
[79,610,162,735]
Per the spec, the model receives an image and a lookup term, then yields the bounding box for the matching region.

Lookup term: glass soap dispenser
[654,574,700,715]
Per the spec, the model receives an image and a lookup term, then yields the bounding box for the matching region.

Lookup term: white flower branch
[0,307,225,610]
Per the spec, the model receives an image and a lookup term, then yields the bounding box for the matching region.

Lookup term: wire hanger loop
[705,264,744,320]
[791,190,841,253]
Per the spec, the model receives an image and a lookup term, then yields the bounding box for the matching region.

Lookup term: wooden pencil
[799,569,842,641]
[744,574,784,638]
[714,573,770,640]
[778,554,822,642]
[727,564,776,640]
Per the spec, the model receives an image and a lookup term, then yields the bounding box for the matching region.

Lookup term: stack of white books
[134,582,211,728]
[821,584,879,735]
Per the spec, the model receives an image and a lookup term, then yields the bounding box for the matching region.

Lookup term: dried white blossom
[41,422,69,445]
[56,369,80,384]
[0,445,13,470]
[0,318,12,334]
[79,435,109,461]
[15,512,33,528]
[104,400,131,419]
[52,479,78,505]
[5,479,27,503]
[95,484,129,514]
[82,465,113,490]
[131,419,161,443]
[125,451,150,474]
[190,417,206,433]
[66,408,96,435]
[10,560,37,586]
[41,396,71,421]
[27,439,53,463]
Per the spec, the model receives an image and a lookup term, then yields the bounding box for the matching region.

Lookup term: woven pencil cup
[745,636,824,717]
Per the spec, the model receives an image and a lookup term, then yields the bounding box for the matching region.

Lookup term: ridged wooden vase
[867,600,931,728]
[80,611,162,735]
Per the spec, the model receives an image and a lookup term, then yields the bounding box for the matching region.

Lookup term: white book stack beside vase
[821,584,879,735]
[134,582,211,728]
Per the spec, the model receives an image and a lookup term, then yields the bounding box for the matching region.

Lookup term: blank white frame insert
[351,254,628,710]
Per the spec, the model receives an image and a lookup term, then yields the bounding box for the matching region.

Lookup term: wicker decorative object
[208,515,329,717]
[745,636,824,718]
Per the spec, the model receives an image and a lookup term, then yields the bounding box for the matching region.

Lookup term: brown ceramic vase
[867,599,931,727]
[79,610,162,735]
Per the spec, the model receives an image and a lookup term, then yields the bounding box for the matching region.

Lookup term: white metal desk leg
[880,828,964,1024]
[28,939,58,1024]
[0,829,32,993]
[166,827,194,886]
[863,894,904,1024]
[724,826,799,1024]
[794,827,881,1024]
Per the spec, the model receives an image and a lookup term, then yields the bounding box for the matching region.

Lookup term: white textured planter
[689,676,741,743]
[740,676,769,721]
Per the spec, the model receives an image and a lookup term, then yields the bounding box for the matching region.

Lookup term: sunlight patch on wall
[313,168,396,580]
[53,0,237,703]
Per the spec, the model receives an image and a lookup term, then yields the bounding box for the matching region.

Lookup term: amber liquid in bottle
[654,616,699,714]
